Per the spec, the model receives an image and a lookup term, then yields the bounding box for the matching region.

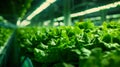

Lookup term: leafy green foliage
[0,27,13,47]
[75,20,95,30]
[16,21,120,67]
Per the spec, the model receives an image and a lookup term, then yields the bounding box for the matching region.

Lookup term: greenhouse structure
[0,0,120,67]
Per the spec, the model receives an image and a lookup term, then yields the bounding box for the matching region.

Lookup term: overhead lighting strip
[27,0,56,20]
[55,1,120,21]
[18,0,56,26]
[85,14,120,21]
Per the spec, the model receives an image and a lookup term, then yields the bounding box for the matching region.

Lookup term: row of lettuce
[0,21,120,67]
[16,21,120,67]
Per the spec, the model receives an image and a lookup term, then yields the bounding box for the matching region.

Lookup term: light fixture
[71,1,120,18]
[18,0,56,26]
[27,0,56,20]
[43,20,50,26]
[54,22,59,26]
[19,20,30,26]
[46,0,56,3]
[85,14,120,21]
[55,1,120,21]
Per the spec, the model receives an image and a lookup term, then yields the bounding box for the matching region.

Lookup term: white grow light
[55,1,120,21]
[27,0,56,20]
[18,0,56,26]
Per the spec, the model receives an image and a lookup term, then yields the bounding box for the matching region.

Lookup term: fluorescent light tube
[27,0,56,20]
[55,1,120,21]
